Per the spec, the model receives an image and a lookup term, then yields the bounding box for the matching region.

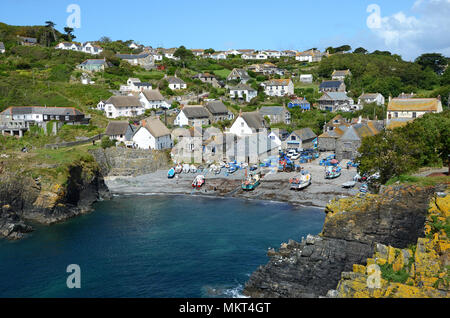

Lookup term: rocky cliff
[0,159,110,240]
[244,184,448,298]
[90,147,170,177]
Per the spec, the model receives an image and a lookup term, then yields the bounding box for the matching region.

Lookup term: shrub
[101,136,116,149]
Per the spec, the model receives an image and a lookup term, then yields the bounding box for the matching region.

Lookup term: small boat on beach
[325,166,341,179]
[227,165,237,174]
[167,168,175,179]
[190,164,197,173]
[342,180,357,188]
[360,183,369,194]
[192,175,205,188]
[175,164,183,174]
[290,170,312,190]
[182,164,190,173]
[242,173,261,191]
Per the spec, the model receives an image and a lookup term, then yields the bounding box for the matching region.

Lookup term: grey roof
[230,83,256,91]
[235,133,279,156]
[0,42,5,50]
[206,101,228,115]
[80,59,107,66]
[241,112,266,130]
[106,96,142,107]
[319,80,343,89]
[1,106,83,116]
[359,93,381,99]
[228,68,250,80]
[105,121,133,135]
[332,70,350,76]
[291,128,317,141]
[141,117,171,138]
[116,53,150,59]
[166,76,186,85]
[141,90,164,101]
[320,92,351,101]
[181,106,211,119]
[134,82,151,87]
[258,106,285,116]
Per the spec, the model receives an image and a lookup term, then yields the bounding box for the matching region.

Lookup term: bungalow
[161,48,179,60]
[209,52,227,60]
[285,128,317,150]
[132,117,172,150]
[229,83,258,103]
[358,93,385,106]
[139,90,170,109]
[262,50,281,58]
[104,96,144,118]
[300,74,313,83]
[335,122,380,160]
[77,59,110,72]
[116,53,153,68]
[192,73,222,88]
[331,69,352,81]
[55,42,81,51]
[261,79,294,97]
[17,36,37,46]
[227,68,251,83]
[205,100,234,122]
[128,42,140,49]
[82,42,103,55]
[229,111,267,137]
[191,49,205,57]
[166,76,187,90]
[288,98,311,110]
[120,78,152,93]
[242,53,268,60]
[0,42,5,54]
[386,97,443,129]
[319,80,346,93]
[105,121,136,145]
[174,105,211,127]
[318,92,354,112]
[258,106,291,124]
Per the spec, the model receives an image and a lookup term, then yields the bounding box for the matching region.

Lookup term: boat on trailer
[290,170,312,190]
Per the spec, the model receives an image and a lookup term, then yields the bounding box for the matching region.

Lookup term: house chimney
[239,109,243,117]
[437,95,441,101]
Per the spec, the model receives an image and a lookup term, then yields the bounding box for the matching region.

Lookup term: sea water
[0,195,325,297]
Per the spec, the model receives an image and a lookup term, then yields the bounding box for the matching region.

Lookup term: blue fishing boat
[227,165,237,174]
[325,166,341,179]
[167,168,175,179]
[242,173,261,191]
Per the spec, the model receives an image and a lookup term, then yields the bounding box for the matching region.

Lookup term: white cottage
[262,79,294,97]
[132,117,172,150]
[104,96,145,118]
[139,90,170,109]
[229,83,257,103]
[229,111,267,137]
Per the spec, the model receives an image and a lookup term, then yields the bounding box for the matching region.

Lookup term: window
[291,136,296,141]
[412,112,417,118]
[394,112,398,118]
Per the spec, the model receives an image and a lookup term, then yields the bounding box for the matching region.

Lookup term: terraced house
[174,105,211,127]
[262,79,294,97]
[104,96,144,118]
[386,97,443,129]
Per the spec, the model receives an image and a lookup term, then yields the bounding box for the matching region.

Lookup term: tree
[204,48,215,54]
[415,53,448,74]
[45,21,57,45]
[174,46,194,60]
[99,36,112,43]
[63,27,75,41]
[353,47,368,54]
[441,67,450,86]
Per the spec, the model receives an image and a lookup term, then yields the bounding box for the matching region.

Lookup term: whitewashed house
[358,93,385,106]
[104,96,145,118]
[0,42,5,54]
[229,83,258,103]
[262,50,281,58]
[387,98,443,122]
[261,79,294,97]
[139,90,170,109]
[300,74,313,83]
[82,42,103,55]
[209,52,227,60]
[128,42,140,49]
[229,111,267,137]
[166,76,187,90]
[104,121,136,145]
[55,42,81,51]
[132,117,172,150]
[120,78,152,93]
[174,106,211,127]
[242,53,268,60]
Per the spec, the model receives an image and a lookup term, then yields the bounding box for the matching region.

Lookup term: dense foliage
[357,110,450,184]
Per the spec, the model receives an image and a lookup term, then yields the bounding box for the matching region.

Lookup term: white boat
[192,175,205,188]
[182,164,190,173]
[175,164,183,174]
[190,164,197,173]
[290,171,312,190]
[342,181,357,188]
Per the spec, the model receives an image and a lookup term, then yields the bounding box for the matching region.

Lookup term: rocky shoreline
[243,184,448,298]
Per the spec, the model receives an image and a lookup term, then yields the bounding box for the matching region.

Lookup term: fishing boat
[360,183,369,194]
[242,173,261,191]
[290,170,312,190]
[227,165,237,174]
[325,166,342,179]
[175,164,183,174]
[190,164,197,173]
[192,175,205,188]
[182,164,190,173]
[342,180,357,188]
[167,168,175,179]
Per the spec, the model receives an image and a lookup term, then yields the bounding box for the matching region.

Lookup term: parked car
[291,153,301,160]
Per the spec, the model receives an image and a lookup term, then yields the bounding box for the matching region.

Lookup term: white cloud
[368,0,450,59]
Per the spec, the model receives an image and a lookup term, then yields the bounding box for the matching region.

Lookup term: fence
[44,134,104,149]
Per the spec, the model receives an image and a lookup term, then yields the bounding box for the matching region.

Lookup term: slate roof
[116,53,151,60]
[263,79,291,86]
[291,128,317,141]
[181,106,211,119]
[332,70,351,77]
[1,106,83,116]
[319,92,352,101]
[105,121,133,136]
[79,59,108,66]
[319,80,344,89]
[228,68,250,80]
[230,83,256,91]
[105,96,142,108]
[206,101,229,115]
[166,76,186,85]
[258,106,286,117]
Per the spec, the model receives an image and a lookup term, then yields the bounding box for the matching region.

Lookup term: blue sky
[1,0,449,60]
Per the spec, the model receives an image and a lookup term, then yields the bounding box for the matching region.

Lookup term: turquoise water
[0,195,325,298]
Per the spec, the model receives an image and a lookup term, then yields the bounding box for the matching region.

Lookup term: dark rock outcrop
[244,185,439,298]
